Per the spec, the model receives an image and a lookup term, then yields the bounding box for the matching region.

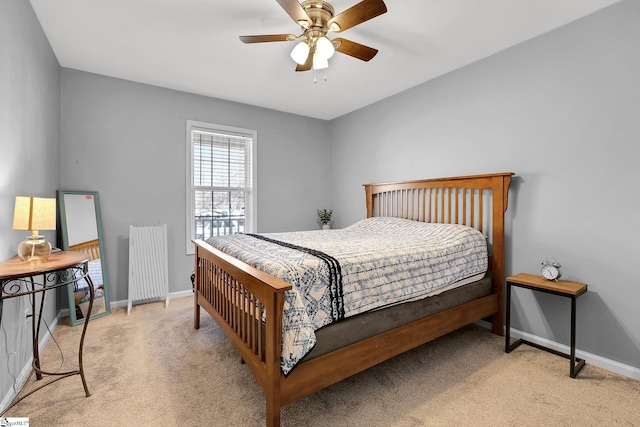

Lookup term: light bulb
[290,41,310,65]
[315,36,335,59]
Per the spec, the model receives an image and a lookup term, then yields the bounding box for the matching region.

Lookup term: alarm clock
[541,258,562,281]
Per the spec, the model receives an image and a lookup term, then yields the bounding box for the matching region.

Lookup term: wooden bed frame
[193,172,514,427]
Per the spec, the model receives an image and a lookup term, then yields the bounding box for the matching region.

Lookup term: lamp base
[18,235,52,262]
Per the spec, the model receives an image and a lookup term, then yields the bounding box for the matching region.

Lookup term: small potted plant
[317,209,333,230]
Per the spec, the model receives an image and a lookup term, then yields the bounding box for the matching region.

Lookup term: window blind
[191,129,252,240]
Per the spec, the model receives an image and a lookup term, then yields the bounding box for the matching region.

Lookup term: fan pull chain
[313,69,328,84]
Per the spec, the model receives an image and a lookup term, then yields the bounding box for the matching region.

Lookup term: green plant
[317,208,333,225]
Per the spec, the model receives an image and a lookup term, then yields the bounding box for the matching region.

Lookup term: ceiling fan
[240,0,387,73]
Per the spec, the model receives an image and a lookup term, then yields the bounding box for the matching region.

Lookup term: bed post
[193,244,201,330]
[490,173,513,336]
[265,286,287,427]
[364,185,374,218]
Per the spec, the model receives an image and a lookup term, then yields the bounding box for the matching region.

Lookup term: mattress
[304,274,492,361]
[207,217,488,374]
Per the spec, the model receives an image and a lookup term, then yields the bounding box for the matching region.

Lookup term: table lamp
[13,196,57,262]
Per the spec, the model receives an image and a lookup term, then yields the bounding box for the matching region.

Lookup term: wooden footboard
[194,172,513,427]
[193,239,291,424]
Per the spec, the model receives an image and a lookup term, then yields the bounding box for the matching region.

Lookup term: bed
[192,172,514,427]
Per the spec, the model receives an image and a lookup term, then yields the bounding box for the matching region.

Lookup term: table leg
[78,268,94,397]
[569,295,586,378]
[29,278,43,381]
[505,282,511,352]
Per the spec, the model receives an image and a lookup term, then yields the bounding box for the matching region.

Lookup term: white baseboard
[110,289,194,309]
[477,320,640,381]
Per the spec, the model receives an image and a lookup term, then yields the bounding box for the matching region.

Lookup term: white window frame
[185,120,257,255]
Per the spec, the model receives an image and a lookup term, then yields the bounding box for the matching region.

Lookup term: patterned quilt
[206,217,488,375]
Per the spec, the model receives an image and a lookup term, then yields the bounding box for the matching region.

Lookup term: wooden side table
[505,272,588,378]
[0,251,94,415]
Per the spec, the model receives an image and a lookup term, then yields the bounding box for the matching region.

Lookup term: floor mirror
[57,190,111,325]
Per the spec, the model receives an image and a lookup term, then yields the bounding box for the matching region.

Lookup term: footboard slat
[206,261,267,360]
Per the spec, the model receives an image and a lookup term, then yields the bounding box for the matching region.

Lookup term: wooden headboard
[363,172,514,334]
[69,239,101,261]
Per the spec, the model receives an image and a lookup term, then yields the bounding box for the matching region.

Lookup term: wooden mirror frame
[57,190,111,325]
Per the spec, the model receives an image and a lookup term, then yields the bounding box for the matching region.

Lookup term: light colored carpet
[5,296,640,426]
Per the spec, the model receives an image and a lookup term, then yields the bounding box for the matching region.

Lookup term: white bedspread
[207,217,488,374]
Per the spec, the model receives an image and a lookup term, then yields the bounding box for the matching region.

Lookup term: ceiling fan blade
[295,47,314,72]
[328,0,387,33]
[276,0,311,27]
[239,34,297,43]
[333,38,378,61]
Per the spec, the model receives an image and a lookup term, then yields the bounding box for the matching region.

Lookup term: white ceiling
[30,0,621,120]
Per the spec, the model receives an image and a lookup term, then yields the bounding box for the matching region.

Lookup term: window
[186,120,256,254]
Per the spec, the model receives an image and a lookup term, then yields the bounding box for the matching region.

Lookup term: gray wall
[60,69,331,302]
[3,0,640,411]
[329,0,640,372]
[0,0,61,406]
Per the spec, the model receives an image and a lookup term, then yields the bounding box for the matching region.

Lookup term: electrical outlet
[25,308,32,331]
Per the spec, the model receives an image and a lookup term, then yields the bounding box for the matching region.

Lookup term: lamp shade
[312,52,329,70]
[315,36,335,60]
[290,41,310,65]
[13,196,57,231]
[13,196,57,262]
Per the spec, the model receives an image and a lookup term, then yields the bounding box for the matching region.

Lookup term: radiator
[127,224,169,315]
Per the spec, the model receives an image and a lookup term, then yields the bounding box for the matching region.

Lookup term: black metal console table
[0,251,94,415]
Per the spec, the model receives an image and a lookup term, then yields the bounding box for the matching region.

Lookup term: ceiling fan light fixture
[290,41,310,65]
[240,0,387,74]
[315,36,335,59]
